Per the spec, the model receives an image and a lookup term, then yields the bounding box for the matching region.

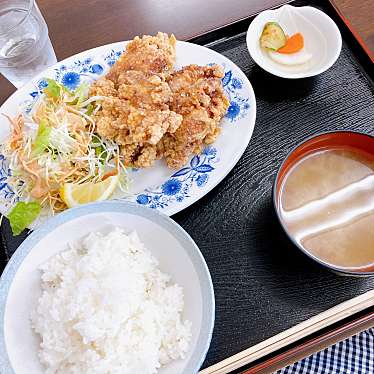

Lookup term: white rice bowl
[0,202,215,374]
[31,228,192,374]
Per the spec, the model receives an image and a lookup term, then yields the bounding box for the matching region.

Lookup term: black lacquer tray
[1,0,373,372]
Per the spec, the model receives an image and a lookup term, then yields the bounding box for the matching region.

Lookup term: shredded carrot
[278,33,304,54]
[102,169,118,180]
[20,158,39,179]
[4,114,24,150]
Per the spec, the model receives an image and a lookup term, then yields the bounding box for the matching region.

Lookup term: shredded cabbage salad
[1,79,128,235]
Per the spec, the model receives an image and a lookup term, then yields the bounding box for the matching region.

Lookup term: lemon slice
[60,176,118,208]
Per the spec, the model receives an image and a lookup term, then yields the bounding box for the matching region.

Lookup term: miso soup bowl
[273,131,374,277]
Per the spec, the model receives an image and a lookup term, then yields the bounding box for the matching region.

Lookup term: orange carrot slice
[102,169,118,180]
[278,33,304,54]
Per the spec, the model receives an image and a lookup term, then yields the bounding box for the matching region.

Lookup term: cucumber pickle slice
[260,22,287,51]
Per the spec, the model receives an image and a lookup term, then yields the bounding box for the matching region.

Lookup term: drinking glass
[0,0,57,88]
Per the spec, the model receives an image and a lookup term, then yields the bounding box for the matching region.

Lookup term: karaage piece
[89,77,117,97]
[106,32,176,82]
[120,142,164,168]
[117,71,172,110]
[163,64,230,169]
[94,95,182,147]
[89,33,182,168]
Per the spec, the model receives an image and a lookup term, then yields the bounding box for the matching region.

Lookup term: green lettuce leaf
[43,78,61,99]
[64,82,89,106]
[86,103,94,115]
[8,201,42,236]
[95,145,107,164]
[32,119,52,156]
[75,82,89,106]
[65,97,79,106]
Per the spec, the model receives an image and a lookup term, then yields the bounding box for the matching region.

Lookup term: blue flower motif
[225,101,240,121]
[24,102,34,114]
[61,72,80,90]
[231,77,242,89]
[89,64,104,74]
[161,179,182,196]
[104,50,123,66]
[38,79,48,90]
[202,147,217,158]
[222,71,232,87]
[84,58,92,65]
[0,154,15,200]
[243,102,250,110]
[30,91,39,98]
[131,142,218,209]
[136,194,150,205]
[196,174,208,187]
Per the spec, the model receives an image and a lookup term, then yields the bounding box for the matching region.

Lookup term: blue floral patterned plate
[0,40,256,225]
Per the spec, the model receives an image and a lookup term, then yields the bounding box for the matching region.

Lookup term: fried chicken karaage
[90,33,229,169]
[163,64,230,169]
[106,32,176,81]
[90,33,182,168]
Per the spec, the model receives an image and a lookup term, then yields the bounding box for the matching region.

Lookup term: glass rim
[0,0,36,37]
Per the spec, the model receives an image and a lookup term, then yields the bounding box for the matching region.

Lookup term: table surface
[0,0,373,101]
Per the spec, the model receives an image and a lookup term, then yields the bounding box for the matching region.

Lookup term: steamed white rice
[31,228,192,374]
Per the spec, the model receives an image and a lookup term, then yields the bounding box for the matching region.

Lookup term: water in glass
[0,0,57,88]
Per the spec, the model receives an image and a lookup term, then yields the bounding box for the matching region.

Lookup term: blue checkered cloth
[277,328,374,374]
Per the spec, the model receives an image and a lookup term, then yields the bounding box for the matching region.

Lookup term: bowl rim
[272,130,374,277]
[246,4,343,79]
[0,201,215,373]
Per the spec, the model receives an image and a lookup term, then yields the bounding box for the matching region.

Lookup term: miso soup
[279,147,374,269]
